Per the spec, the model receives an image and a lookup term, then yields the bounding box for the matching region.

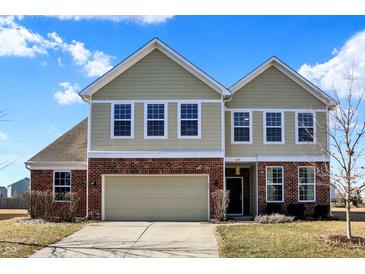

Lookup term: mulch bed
[321,234,365,249]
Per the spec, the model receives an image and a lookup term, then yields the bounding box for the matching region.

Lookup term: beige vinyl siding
[250,165,257,216]
[227,66,326,109]
[91,102,221,151]
[103,175,209,221]
[92,49,220,100]
[225,111,327,157]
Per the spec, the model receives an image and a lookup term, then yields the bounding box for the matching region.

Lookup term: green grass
[216,221,365,258]
[0,217,87,258]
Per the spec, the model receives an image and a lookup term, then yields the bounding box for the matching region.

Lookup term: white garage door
[103,175,209,221]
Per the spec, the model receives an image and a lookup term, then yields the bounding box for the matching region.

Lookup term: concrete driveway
[30,222,219,258]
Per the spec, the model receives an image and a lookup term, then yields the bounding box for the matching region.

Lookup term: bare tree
[315,70,365,239]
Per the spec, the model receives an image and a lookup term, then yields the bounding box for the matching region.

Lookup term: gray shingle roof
[27,119,87,162]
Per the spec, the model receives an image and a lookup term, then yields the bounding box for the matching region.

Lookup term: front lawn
[0,209,28,220]
[0,217,87,258]
[216,221,365,257]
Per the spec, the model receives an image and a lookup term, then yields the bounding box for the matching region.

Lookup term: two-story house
[25,38,336,221]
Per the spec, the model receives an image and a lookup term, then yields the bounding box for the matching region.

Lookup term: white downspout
[222,95,232,219]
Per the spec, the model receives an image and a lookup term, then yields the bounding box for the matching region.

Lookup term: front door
[226,177,243,215]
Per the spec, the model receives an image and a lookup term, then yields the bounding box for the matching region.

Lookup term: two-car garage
[102,175,209,221]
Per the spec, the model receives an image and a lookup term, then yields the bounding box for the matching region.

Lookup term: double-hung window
[232,111,251,143]
[112,103,134,138]
[266,166,284,202]
[145,103,167,138]
[296,112,315,144]
[298,166,316,202]
[54,171,71,202]
[264,112,284,144]
[178,103,200,138]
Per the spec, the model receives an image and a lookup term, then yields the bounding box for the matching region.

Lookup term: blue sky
[0,15,364,186]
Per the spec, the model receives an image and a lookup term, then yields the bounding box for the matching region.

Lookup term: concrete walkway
[30,222,219,258]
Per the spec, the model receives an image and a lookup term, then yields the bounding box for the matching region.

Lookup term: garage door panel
[106,188,206,199]
[103,175,209,221]
[105,197,207,209]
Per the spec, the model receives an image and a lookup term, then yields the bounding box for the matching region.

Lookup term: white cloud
[62,40,112,77]
[57,57,63,67]
[55,15,174,25]
[0,16,113,77]
[0,131,8,141]
[64,40,91,65]
[0,16,49,57]
[298,29,365,98]
[84,51,113,77]
[54,82,82,105]
[47,31,63,44]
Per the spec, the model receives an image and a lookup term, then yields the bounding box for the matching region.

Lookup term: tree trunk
[346,199,352,239]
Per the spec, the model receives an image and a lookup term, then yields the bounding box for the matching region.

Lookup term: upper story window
[112,103,134,139]
[54,171,71,202]
[266,166,284,202]
[232,111,252,144]
[145,103,167,139]
[296,112,315,144]
[178,103,201,138]
[298,166,316,202]
[264,112,284,144]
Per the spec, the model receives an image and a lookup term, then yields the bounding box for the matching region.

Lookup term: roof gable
[8,177,30,188]
[26,119,87,163]
[229,57,337,108]
[80,38,230,98]
[92,48,222,100]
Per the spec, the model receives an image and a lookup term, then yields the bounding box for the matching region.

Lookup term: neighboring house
[25,38,336,221]
[0,186,7,198]
[330,185,337,203]
[7,177,30,198]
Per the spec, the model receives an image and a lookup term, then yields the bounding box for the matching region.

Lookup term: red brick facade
[29,160,330,220]
[30,170,87,217]
[87,158,224,220]
[257,162,330,215]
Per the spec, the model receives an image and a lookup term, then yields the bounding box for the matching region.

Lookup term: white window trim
[53,170,72,203]
[263,111,285,144]
[110,103,135,139]
[266,166,284,203]
[298,166,316,202]
[295,111,317,144]
[177,102,201,139]
[144,102,168,139]
[231,111,253,144]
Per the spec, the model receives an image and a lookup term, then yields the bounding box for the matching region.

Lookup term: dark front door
[226,177,243,215]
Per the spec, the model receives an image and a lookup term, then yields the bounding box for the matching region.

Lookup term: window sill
[144,136,168,139]
[178,136,201,139]
[111,136,134,139]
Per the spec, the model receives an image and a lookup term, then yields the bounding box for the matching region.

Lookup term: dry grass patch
[0,217,87,258]
[0,209,28,220]
[216,221,365,258]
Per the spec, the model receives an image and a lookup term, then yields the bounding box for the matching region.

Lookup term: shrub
[287,203,305,219]
[22,190,80,222]
[211,189,230,223]
[23,190,53,219]
[266,203,283,214]
[313,205,330,219]
[255,213,294,224]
